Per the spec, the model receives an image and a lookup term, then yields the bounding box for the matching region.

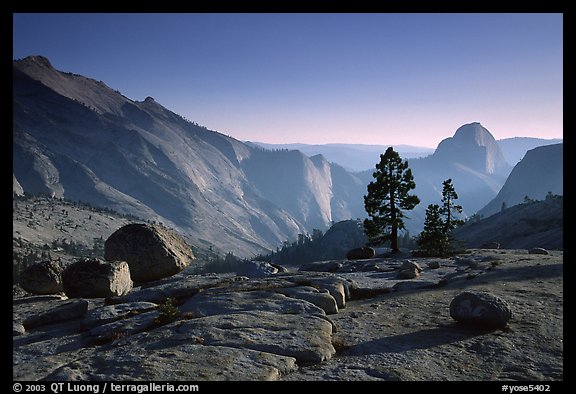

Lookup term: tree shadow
[342,323,494,356]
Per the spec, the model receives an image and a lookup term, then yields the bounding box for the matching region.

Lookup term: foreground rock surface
[13,249,562,381]
[175,311,335,363]
[105,223,195,283]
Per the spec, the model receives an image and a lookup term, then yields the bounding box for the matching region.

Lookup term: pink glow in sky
[13,13,563,148]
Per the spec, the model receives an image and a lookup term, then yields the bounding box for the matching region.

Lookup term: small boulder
[480,242,500,249]
[13,322,25,336]
[269,263,289,273]
[449,291,512,329]
[19,260,63,295]
[397,261,422,279]
[400,261,422,272]
[397,268,419,279]
[105,223,195,283]
[236,261,278,278]
[275,286,339,315]
[427,261,440,269]
[62,258,133,298]
[529,247,549,255]
[346,247,375,260]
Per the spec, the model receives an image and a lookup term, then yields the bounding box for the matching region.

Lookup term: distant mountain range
[250,137,562,172]
[13,55,563,255]
[246,142,434,172]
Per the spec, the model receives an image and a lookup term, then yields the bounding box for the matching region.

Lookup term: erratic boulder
[346,247,375,260]
[19,260,63,295]
[105,224,195,283]
[397,260,422,279]
[427,261,440,269]
[449,291,512,329]
[400,261,422,272]
[62,259,133,298]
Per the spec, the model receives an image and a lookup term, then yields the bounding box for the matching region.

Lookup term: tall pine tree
[417,204,446,256]
[364,147,420,252]
[439,178,464,232]
[417,179,464,256]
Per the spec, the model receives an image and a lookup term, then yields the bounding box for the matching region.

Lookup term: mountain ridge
[13,55,368,256]
[13,55,562,254]
[498,137,563,165]
[477,143,563,218]
[250,136,562,174]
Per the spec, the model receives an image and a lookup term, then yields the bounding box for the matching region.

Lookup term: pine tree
[363,147,420,252]
[439,178,464,232]
[416,204,447,256]
[417,179,465,256]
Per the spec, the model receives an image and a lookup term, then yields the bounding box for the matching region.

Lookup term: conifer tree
[364,147,420,252]
[417,204,447,256]
[439,178,464,232]
[417,178,465,256]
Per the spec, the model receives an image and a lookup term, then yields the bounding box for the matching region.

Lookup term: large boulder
[19,260,63,295]
[449,291,512,329]
[105,224,195,283]
[62,259,133,298]
[346,247,375,260]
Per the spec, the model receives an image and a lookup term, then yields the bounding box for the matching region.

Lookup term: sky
[13,13,563,148]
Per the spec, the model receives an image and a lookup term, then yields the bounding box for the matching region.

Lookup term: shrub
[155,298,180,325]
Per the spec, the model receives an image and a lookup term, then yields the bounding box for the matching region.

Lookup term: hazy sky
[13,13,562,148]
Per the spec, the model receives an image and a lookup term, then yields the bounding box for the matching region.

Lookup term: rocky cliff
[477,143,563,218]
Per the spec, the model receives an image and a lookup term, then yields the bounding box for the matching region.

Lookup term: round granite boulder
[105,224,195,283]
[450,291,512,329]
